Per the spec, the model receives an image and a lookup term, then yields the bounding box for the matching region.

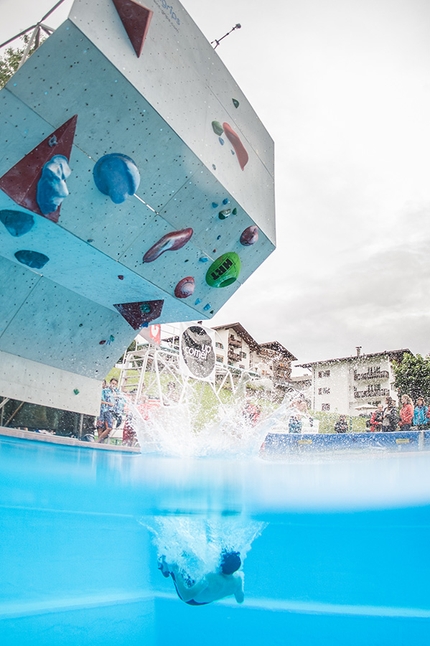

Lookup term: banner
[138,324,161,346]
[179,324,216,382]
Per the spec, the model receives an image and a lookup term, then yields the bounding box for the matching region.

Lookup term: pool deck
[0,426,140,453]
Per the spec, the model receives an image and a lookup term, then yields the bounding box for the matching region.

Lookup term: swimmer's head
[219,550,241,575]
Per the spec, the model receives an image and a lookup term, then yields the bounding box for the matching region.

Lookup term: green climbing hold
[232,98,240,108]
[211,120,224,136]
[73,389,80,395]
[218,209,231,220]
[206,252,241,288]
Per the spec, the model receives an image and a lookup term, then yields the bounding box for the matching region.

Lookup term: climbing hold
[99,340,106,345]
[143,228,193,263]
[174,276,195,299]
[223,122,249,170]
[232,208,237,215]
[0,210,34,237]
[218,209,231,220]
[14,250,49,269]
[0,115,77,223]
[118,275,124,280]
[93,153,140,204]
[195,298,202,305]
[48,135,58,147]
[216,235,221,240]
[232,98,240,108]
[112,0,153,57]
[199,257,209,263]
[211,121,224,136]
[36,155,71,216]
[219,137,224,145]
[211,202,219,208]
[222,198,229,205]
[203,303,211,311]
[206,252,241,288]
[73,389,79,395]
[240,225,259,246]
[114,300,164,329]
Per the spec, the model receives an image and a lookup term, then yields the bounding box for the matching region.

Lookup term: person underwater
[158,549,244,605]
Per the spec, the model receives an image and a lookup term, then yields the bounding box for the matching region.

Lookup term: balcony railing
[354,388,390,399]
[228,336,242,348]
[228,350,241,362]
[354,370,389,381]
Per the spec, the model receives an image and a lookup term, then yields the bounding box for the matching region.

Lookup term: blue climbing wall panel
[0,0,275,413]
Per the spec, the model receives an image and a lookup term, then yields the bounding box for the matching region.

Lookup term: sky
[1,0,430,366]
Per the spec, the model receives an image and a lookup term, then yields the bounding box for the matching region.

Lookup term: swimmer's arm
[234,571,244,604]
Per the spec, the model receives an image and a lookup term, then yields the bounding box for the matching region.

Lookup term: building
[211,323,297,388]
[298,347,411,415]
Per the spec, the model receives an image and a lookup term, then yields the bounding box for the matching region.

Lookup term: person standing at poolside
[399,395,414,432]
[413,396,428,429]
[370,404,384,432]
[97,378,118,443]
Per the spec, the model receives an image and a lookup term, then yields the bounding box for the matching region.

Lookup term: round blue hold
[219,137,224,145]
[15,250,49,269]
[0,210,34,237]
[93,153,140,204]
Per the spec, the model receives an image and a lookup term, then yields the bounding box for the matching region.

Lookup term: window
[216,355,224,363]
[215,342,224,349]
[241,351,247,358]
[318,387,330,395]
[318,370,331,378]
[321,403,330,411]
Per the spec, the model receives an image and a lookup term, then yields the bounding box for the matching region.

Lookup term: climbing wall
[0,0,275,413]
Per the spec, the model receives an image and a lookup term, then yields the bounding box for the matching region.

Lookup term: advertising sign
[179,324,216,382]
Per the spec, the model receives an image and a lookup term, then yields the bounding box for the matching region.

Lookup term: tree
[0,35,43,89]
[393,353,430,403]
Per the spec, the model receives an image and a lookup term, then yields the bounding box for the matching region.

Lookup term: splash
[141,515,267,582]
[126,379,313,458]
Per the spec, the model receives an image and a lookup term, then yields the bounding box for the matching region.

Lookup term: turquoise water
[0,436,430,645]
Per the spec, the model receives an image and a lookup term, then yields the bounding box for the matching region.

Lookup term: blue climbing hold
[0,210,34,237]
[93,153,140,204]
[36,155,71,215]
[14,250,49,269]
[203,303,211,311]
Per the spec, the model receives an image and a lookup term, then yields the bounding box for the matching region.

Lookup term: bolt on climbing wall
[0,0,275,413]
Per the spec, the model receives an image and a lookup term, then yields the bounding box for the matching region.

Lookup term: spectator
[413,396,428,429]
[334,414,348,433]
[370,404,384,432]
[382,397,399,432]
[399,395,414,432]
[97,378,118,443]
[288,415,302,434]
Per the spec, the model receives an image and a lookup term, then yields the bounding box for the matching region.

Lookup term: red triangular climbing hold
[114,300,164,330]
[0,115,77,223]
[112,0,153,58]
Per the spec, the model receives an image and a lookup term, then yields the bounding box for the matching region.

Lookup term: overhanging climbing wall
[0,0,275,414]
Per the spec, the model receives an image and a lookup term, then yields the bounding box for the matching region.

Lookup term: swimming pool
[1,435,429,645]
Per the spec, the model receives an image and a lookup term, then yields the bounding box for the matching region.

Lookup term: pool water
[0,436,429,645]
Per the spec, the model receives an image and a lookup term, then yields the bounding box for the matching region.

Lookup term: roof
[258,341,297,361]
[212,323,297,359]
[211,322,260,351]
[298,348,412,369]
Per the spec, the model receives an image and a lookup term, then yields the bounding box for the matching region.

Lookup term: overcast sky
[1,0,430,365]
